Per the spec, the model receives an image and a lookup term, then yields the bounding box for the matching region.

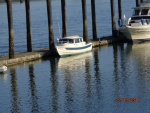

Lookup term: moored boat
[119,1,150,42]
[55,35,92,57]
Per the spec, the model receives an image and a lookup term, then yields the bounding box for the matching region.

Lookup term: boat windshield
[141,9,149,15]
[75,38,83,43]
[58,39,74,43]
[133,9,140,16]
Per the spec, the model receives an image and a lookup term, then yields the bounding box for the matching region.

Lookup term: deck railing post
[46,0,54,50]
[82,0,88,43]
[6,0,15,59]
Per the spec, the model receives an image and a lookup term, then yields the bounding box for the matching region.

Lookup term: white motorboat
[119,1,150,42]
[0,66,7,73]
[55,35,92,57]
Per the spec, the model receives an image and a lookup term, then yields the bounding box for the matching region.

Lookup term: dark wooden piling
[82,0,88,43]
[25,0,32,52]
[110,0,117,37]
[46,0,54,50]
[118,0,122,19]
[61,0,67,37]
[141,0,144,3]
[91,0,97,40]
[136,0,140,7]
[6,0,15,59]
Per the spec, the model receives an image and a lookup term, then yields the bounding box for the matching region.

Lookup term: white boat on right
[119,1,150,42]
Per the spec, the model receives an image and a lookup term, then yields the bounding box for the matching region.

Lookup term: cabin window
[75,39,80,43]
[68,39,74,43]
[59,39,67,43]
[133,9,140,16]
[79,38,82,42]
[141,9,149,15]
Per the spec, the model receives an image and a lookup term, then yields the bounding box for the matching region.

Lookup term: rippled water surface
[1,43,150,113]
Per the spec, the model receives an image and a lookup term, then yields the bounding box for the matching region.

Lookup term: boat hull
[119,25,150,42]
[56,43,92,56]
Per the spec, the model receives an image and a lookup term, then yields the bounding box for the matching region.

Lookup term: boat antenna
[57,13,61,38]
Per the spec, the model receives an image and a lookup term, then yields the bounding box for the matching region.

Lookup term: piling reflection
[93,48,102,100]
[28,64,39,112]
[113,44,119,81]
[49,58,58,113]
[10,68,20,113]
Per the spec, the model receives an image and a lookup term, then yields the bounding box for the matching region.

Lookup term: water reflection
[10,68,21,113]
[28,64,39,112]
[93,48,101,101]
[0,73,7,80]
[58,52,93,71]
[125,42,150,73]
[1,43,150,112]
[113,44,119,81]
[49,58,58,113]
[85,54,93,112]
[64,67,74,113]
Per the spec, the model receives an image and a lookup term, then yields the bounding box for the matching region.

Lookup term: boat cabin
[127,7,150,26]
[133,8,150,16]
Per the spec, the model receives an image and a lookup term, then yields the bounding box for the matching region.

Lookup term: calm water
[1,0,150,113]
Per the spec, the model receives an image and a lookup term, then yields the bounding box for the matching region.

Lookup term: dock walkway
[0,37,126,66]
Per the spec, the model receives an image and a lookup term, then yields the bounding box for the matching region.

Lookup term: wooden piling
[136,0,140,7]
[118,0,122,19]
[6,0,15,59]
[82,0,88,43]
[61,0,67,37]
[141,0,144,3]
[46,0,54,50]
[110,0,117,37]
[91,0,97,40]
[25,0,32,52]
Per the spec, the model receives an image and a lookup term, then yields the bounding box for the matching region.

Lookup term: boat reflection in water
[57,51,93,71]
[125,42,150,77]
[0,73,8,80]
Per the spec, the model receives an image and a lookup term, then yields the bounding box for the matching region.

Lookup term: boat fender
[141,19,144,25]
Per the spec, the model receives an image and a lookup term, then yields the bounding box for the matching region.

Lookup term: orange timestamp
[116,98,140,103]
